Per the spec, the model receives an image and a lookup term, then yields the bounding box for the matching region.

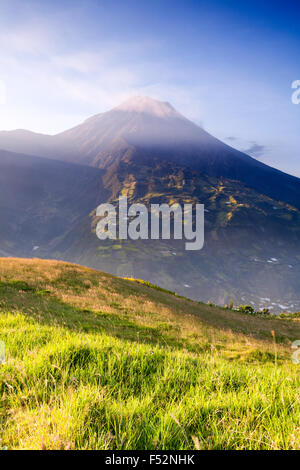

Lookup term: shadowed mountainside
[0,149,107,256]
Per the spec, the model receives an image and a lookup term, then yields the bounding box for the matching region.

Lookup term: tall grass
[0,258,299,450]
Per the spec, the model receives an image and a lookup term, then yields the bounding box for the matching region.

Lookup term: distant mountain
[0,96,299,209]
[0,97,299,312]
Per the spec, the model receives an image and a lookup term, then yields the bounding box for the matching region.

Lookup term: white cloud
[0,80,7,105]
[0,9,203,129]
[0,25,53,56]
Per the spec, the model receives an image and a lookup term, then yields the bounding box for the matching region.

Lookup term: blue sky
[0,0,299,176]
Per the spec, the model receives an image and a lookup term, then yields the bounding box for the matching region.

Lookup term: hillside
[58,155,300,312]
[0,258,299,450]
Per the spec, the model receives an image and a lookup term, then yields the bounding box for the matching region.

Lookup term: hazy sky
[0,0,300,176]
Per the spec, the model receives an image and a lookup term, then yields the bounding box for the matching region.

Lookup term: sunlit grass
[0,258,299,450]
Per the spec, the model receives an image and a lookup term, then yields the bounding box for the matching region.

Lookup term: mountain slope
[0,258,299,450]
[0,96,299,209]
[0,148,107,257]
[53,155,300,312]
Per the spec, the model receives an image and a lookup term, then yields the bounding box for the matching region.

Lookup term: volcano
[1,96,299,209]
[0,97,299,312]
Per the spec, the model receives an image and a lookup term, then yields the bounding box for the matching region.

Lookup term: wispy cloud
[0,80,6,105]
[243,142,267,159]
[0,22,204,126]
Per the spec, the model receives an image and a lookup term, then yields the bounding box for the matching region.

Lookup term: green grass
[0,258,299,450]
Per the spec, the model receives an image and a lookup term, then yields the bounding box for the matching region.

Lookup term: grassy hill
[0,258,299,450]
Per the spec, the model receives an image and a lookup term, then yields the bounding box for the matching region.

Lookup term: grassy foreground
[0,258,299,450]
